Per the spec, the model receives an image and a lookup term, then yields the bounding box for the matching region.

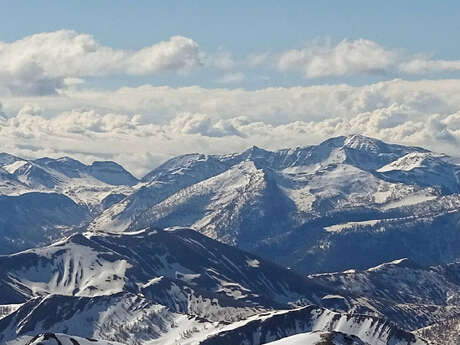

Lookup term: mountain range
[0,134,459,344]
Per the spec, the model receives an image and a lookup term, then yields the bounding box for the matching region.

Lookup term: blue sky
[4,1,459,52]
[3,1,460,89]
[0,1,460,174]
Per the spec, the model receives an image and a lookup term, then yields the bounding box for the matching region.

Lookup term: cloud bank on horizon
[1,30,460,176]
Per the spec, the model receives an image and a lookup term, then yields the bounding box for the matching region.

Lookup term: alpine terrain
[0,135,458,344]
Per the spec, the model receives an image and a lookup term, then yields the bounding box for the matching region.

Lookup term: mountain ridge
[0,227,442,345]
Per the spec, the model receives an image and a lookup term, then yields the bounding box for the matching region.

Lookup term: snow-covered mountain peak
[0,154,139,190]
[89,161,138,186]
[141,153,228,184]
[242,145,271,158]
[0,153,140,219]
[377,151,448,172]
[34,156,87,171]
[2,160,29,174]
[343,134,384,152]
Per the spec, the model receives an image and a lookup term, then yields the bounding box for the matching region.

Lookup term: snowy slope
[0,293,216,345]
[0,228,339,307]
[4,298,429,345]
[128,161,294,245]
[0,168,27,196]
[0,136,459,344]
[377,152,460,193]
[88,154,230,232]
[415,316,460,345]
[0,228,343,345]
[199,306,428,345]
[1,298,430,345]
[0,227,346,331]
[264,331,366,345]
[93,136,434,234]
[1,227,456,344]
[307,259,460,330]
[0,234,132,300]
[2,228,457,343]
[309,258,460,306]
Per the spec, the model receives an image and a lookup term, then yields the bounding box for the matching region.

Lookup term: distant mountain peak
[343,134,383,151]
[56,156,84,164]
[378,151,447,172]
[244,145,268,154]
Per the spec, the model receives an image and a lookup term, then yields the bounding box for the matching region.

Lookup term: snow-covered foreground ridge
[5,303,429,345]
[0,228,443,345]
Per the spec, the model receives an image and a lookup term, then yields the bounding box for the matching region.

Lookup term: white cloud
[3,78,460,125]
[275,38,460,79]
[0,30,202,95]
[442,111,460,131]
[125,36,201,74]
[1,79,460,176]
[170,113,244,137]
[399,58,460,74]
[278,39,395,78]
[3,30,460,99]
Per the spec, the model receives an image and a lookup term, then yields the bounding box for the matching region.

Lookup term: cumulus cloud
[0,30,201,95]
[169,113,245,137]
[3,30,460,98]
[3,78,460,126]
[442,111,460,131]
[275,38,460,79]
[1,78,460,176]
[125,36,201,74]
[278,39,395,78]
